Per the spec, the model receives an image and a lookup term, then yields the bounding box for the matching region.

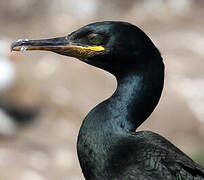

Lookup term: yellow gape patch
[66,45,105,59]
[79,46,105,52]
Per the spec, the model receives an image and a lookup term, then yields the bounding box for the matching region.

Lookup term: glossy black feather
[12,21,204,180]
[74,22,204,180]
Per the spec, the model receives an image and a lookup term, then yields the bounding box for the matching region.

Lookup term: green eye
[88,34,103,45]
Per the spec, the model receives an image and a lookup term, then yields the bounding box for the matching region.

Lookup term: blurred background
[0,0,203,179]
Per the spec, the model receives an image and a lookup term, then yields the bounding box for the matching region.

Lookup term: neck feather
[84,58,164,133]
[77,56,164,179]
[112,60,164,131]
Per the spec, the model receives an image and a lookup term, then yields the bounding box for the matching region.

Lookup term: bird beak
[11,36,105,59]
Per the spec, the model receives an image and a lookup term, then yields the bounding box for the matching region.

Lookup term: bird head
[11,21,160,74]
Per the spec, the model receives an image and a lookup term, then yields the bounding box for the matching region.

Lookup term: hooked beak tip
[10,37,70,53]
[10,39,30,52]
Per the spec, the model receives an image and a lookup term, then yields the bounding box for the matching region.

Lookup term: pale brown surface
[0,0,203,179]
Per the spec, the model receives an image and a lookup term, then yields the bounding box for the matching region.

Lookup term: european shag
[11,21,204,180]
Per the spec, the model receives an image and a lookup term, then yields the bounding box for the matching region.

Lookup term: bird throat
[77,58,164,179]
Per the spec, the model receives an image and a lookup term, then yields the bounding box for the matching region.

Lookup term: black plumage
[11,21,204,180]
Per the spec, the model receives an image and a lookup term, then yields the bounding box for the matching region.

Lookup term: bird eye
[88,34,103,45]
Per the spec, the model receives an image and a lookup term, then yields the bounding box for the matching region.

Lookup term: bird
[11,21,204,180]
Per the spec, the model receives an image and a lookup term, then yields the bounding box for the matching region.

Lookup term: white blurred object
[0,39,16,90]
[0,56,16,90]
[0,39,17,136]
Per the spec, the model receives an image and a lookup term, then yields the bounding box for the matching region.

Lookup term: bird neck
[111,60,164,131]
[77,57,164,179]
